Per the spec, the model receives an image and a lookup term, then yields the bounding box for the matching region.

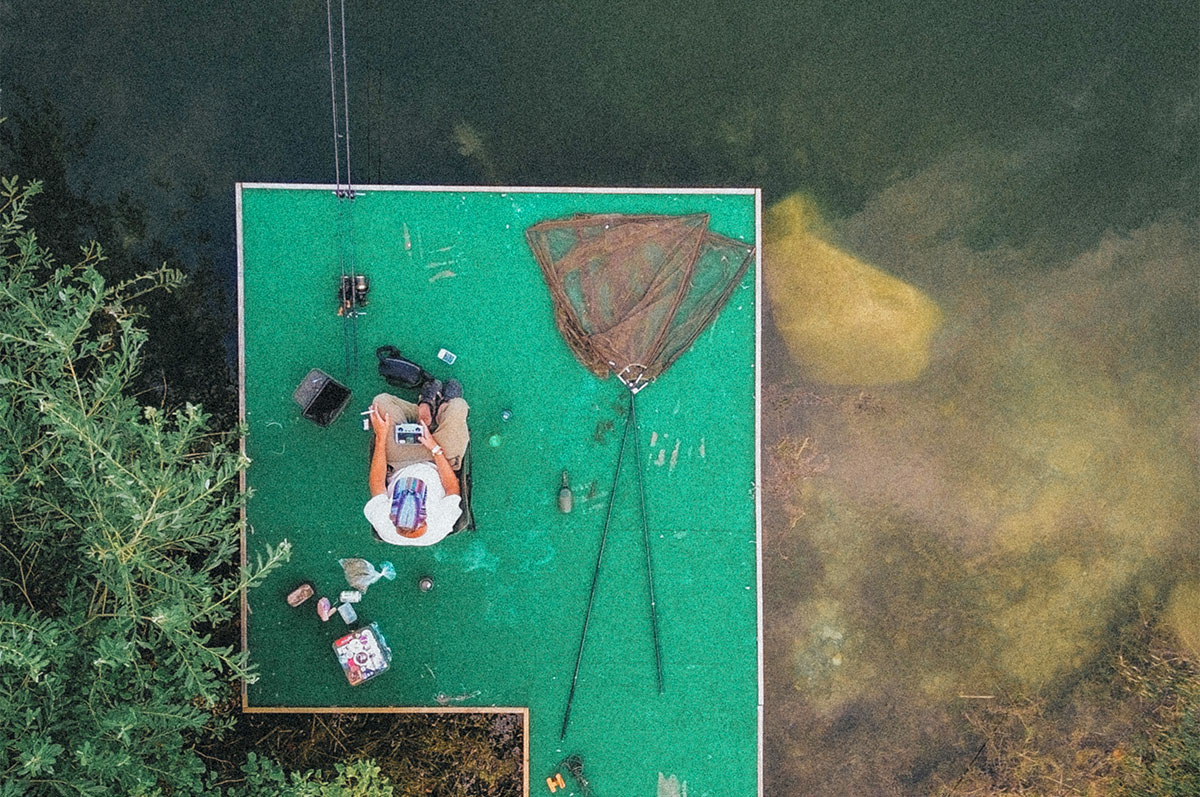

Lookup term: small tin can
[339,590,362,604]
[287,583,314,607]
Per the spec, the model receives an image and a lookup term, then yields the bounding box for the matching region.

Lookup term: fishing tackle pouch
[376,345,432,389]
[334,622,392,686]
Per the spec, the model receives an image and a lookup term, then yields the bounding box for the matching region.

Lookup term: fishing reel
[338,273,370,316]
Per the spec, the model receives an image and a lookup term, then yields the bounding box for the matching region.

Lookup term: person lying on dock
[364,380,470,546]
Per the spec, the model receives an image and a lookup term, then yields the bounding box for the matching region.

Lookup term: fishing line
[338,0,353,197]
[325,0,358,377]
[325,0,342,193]
[325,0,354,197]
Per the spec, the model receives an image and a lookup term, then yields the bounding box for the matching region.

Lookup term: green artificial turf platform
[236,184,761,796]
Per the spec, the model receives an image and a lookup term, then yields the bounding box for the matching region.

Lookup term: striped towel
[389,476,427,529]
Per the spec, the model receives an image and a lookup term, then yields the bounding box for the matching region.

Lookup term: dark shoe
[419,378,443,407]
[442,378,463,401]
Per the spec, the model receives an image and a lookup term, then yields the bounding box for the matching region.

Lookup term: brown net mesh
[526,213,755,389]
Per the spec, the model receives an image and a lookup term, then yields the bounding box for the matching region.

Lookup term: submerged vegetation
[763,161,1197,792]
[766,381,1200,793]
[938,612,1200,794]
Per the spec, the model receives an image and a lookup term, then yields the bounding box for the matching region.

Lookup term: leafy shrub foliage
[0,176,288,794]
[230,754,397,796]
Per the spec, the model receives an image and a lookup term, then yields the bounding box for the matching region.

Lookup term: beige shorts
[372,393,470,471]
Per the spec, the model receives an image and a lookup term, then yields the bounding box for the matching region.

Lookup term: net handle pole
[630,390,664,693]
[561,402,632,740]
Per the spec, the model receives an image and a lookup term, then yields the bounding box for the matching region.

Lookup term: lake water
[4,1,1197,792]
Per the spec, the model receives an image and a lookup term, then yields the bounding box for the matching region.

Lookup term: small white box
[437,348,457,365]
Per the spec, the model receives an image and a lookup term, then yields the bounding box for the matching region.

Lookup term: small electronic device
[394,423,423,444]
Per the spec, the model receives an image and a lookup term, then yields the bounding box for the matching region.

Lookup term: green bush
[231,754,396,796]
[0,176,288,794]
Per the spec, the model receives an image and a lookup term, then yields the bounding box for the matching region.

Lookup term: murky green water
[5,1,1197,792]
[763,203,1198,790]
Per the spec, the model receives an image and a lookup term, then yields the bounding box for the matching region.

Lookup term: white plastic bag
[338,558,396,593]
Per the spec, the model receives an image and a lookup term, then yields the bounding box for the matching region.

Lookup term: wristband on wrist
[430,445,443,457]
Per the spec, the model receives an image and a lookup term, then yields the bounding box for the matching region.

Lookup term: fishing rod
[326,0,362,380]
[337,201,352,380]
[325,0,354,200]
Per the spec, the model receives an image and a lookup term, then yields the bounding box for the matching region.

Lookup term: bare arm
[419,423,460,496]
[368,405,390,497]
[431,449,460,496]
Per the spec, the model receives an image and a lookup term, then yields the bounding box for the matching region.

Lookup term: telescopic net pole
[561,403,632,740]
[630,390,664,693]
